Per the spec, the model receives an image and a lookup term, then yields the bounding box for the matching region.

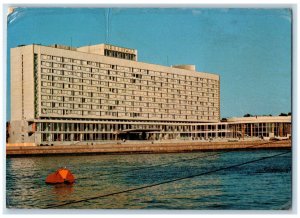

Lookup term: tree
[243,113,252,117]
[279,113,288,116]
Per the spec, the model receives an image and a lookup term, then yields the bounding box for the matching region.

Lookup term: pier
[6,140,291,157]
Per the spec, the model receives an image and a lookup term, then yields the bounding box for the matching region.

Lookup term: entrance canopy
[114,129,161,134]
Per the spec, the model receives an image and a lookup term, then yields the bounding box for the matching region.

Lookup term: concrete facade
[9,43,291,145]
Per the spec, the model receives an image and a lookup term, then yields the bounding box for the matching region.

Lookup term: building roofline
[12,44,220,78]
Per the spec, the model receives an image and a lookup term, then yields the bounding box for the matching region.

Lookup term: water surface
[6,149,292,209]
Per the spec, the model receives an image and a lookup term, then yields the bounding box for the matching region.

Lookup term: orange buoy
[45,168,75,184]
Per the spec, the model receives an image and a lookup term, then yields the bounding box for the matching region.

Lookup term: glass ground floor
[7,118,291,145]
[31,119,291,145]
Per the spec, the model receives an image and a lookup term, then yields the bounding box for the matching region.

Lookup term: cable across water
[89,141,271,178]
[43,148,290,209]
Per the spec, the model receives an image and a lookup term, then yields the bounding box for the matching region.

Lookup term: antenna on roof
[105,8,111,44]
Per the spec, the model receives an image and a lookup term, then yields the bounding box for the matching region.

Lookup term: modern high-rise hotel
[9,44,290,145]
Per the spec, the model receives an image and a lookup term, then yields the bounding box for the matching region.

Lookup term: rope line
[43,149,290,209]
[87,141,271,178]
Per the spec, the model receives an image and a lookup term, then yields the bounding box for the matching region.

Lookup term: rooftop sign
[104,44,135,54]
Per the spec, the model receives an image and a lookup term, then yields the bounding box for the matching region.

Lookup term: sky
[6,7,292,120]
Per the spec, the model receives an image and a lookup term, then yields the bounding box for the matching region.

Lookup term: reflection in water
[6,150,291,209]
[52,184,74,201]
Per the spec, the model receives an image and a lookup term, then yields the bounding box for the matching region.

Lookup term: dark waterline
[6,149,292,209]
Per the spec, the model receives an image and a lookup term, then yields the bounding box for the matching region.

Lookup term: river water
[6,149,292,210]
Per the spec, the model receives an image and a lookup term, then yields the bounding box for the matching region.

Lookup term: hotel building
[9,44,290,145]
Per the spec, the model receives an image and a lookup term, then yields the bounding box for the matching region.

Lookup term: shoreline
[6,140,291,157]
